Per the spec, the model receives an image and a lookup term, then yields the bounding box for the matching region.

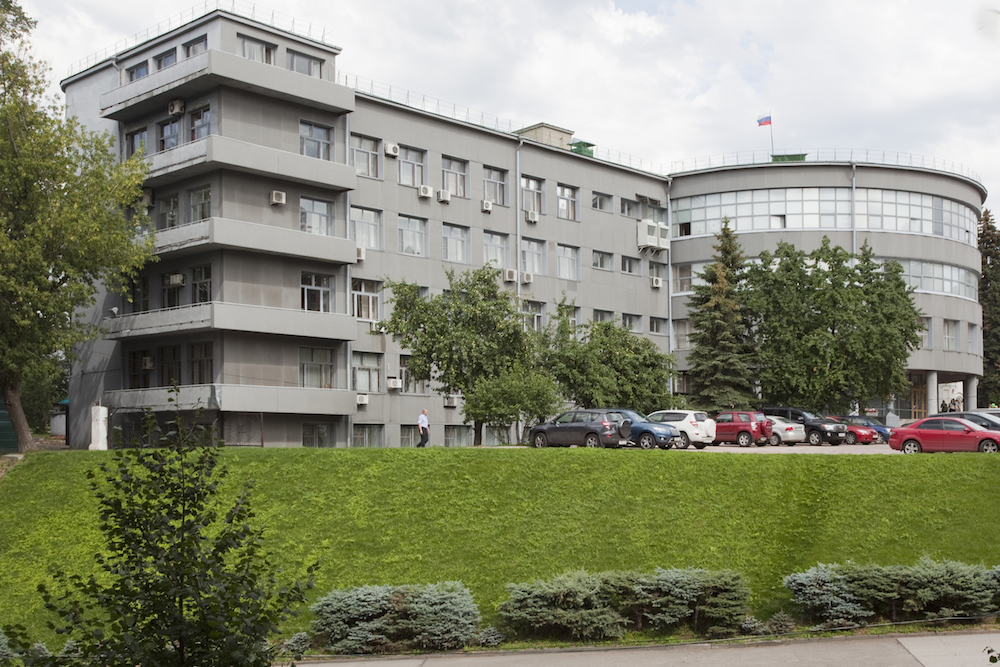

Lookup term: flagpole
[769,110,774,157]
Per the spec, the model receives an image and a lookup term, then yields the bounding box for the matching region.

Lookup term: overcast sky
[18,0,1000,208]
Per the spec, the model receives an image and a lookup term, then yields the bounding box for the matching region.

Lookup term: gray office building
[61,6,987,448]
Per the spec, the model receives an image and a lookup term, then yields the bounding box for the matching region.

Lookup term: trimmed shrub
[633,568,700,630]
[694,569,752,636]
[279,632,312,657]
[783,563,871,626]
[740,615,768,636]
[311,582,480,654]
[840,562,908,622]
[476,626,505,647]
[767,611,797,635]
[899,557,996,619]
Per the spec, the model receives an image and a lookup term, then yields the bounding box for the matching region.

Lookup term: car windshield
[617,410,646,423]
[800,410,817,420]
[753,413,767,422]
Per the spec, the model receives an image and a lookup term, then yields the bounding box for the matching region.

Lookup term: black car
[760,406,847,445]
[530,410,632,448]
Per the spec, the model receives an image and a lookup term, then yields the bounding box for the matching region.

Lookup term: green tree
[18,353,69,432]
[979,209,1000,406]
[380,266,531,445]
[685,221,757,412]
[461,364,562,445]
[4,408,315,666]
[0,0,153,451]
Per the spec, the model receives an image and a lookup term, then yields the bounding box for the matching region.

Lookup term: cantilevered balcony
[154,217,358,263]
[144,134,356,190]
[103,302,358,341]
[101,50,355,120]
[103,384,358,415]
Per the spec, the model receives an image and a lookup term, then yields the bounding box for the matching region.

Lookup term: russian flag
[757,114,772,126]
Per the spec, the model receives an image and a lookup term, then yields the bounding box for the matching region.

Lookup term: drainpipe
[515,137,523,301]
[851,162,857,263]
[665,177,674,363]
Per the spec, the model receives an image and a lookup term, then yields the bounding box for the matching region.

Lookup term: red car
[825,416,876,445]
[888,417,1000,454]
[714,411,773,447]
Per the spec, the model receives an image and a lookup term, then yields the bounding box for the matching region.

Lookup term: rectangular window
[444,425,472,448]
[127,61,148,81]
[649,261,666,280]
[557,244,579,280]
[673,264,693,292]
[521,238,545,275]
[299,347,334,388]
[650,317,668,335]
[190,186,211,221]
[351,206,381,249]
[190,342,213,384]
[674,320,691,349]
[400,356,427,394]
[557,185,578,220]
[352,279,381,320]
[287,50,322,77]
[158,194,179,229]
[190,107,210,140]
[592,192,612,212]
[398,216,426,256]
[302,423,335,447]
[398,146,425,186]
[352,351,382,392]
[352,424,384,448]
[522,301,545,331]
[675,373,691,395]
[158,120,179,151]
[648,205,667,223]
[191,265,211,303]
[944,319,958,351]
[442,224,469,263]
[521,176,543,213]
[483,231,509,269]
[131,276,149,313]
[969,323,979,355]
[155,49,177,70]
[161,273,182,308]
[593,309,614,323]
[484,167,507,205]
[301,273,332,312]
[300,122,332,160]
[300,197,333,236]
[184,36,207,57]
[400,424,419,448]
[921,317,933,349]
[159,345,181,386]
[622,313,642,332]
[239,35,275,64]
[621,198,638,218]
[442,157,467,197]
[126,129,147,157]
[128,350,152,389]
[559,303,580,329]
[621,256,641,275]
[592,250,613,271]
[351,134,379,178]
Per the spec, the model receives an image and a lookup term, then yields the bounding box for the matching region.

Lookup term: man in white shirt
[417,409,429,447]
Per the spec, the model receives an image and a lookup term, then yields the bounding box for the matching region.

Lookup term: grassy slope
[1,448,998,640]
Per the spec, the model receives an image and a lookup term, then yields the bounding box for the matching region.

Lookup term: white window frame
[398,146,425,186]
[674,319,691,349]
[155,49,177,70]
[483,231,509,269]
[592,192,612,212]
[557,184,578,220]
[184,36,207,57]
[400,355,428,394]
[673,264,693,292]
[442,223,469,263]
[521,175,543,213]
[521,238,545,275]
[158,193,179,229]
[301,197,333,236]
[484,167,507,205]
[351,134,380,178]
[592,250,613,271]
[127,61,148,81]
[191,264,212,303]
[299,347,335,388]
[444,425,472,448]
[621,255,641,276]
[300,122,332,160]
[650,317,668,335]
[623,313,642,333]
[352,424,384,448]
[158,119,179,151]
[557,244,579,280]
[442,157,467,197]
[190,107,210,140]
[287,50,323,77]
[593,309,614,323]
[190,186,211,221]
[302,423,336,447]
[522,301,545,331]
[190,342,213,384]
[351,206,382,249]
[943,319,958,351]
[239,35,275,64]
[621,198,639,218]
[352,351,382,392]
[398,215,426,256]
[352,278,381,321]
[301,273,333,312]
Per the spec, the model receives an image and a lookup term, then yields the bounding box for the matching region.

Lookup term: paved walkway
[300,632,1000,667]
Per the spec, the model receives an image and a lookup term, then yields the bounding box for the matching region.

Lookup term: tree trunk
[473,420,483,447]
[1,378,33,453]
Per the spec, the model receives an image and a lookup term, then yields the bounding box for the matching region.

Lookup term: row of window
[918,317,980,354]
[310,424,480,449]
[127,343,213,389]
[126,108,211,157]
[131,266,212,311]
[125,35,207,81]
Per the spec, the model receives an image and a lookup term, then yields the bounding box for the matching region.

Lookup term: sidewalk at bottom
[300,631,1000,667]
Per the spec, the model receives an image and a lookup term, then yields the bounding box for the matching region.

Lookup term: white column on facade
[965,375,979,410]
[926,371,938,416]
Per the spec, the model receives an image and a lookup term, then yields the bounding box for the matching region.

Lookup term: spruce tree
[686,221,757,412]
[979,209,1000,406]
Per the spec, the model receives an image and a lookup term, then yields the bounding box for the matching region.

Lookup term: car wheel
[901,440,921,454]
[769,434,781,447]
[807,430,823,446]
[533,433,548,448]
[845,432,857,445]
[980,440,999,453]
[694,442,707,450]
[737,431,752,448]
[677,433,691,449]
[585,433,602,448]
[638,433,655,450]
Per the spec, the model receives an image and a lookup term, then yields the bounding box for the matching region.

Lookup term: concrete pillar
[89,405,108,451]
[926,371,938,416]
[965,375,979,410]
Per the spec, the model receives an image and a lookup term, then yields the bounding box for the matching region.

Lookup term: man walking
[417,409,429,447]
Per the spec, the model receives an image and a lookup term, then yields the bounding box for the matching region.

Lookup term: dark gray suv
[530,410,633,448]
[760,407,847,445]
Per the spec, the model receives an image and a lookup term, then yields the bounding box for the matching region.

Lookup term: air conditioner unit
[525,210,539,223]
[384,142,400,157]
[418,184,434,198]
[502,269,517,283]
[443,395,458,408]
[481,199,493,213]
[521,272,534,285]
[140,188,153,207]
[637,219,658,249]
[356,246,366,262]
[356,394,369,405]
[650,276,663,289]
[437,189,451,203]
[141,356,155,370]
[369,321,387,333]
[387,378,403,390]
[167,273,185,286]
[658,222,671,250]
[269,190,286,206]
[167,99,185,116]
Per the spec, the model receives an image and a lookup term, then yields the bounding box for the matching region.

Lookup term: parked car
[646,410,717,449]
[888,416,1000,453]
[530,410,632,448]
[828,415,890,443]
[927,411,1000,433]
[713,411,773,447]
[825,416,876,444]
[605,409,681,449]
[760,407,847,445]
[766,415,806,446]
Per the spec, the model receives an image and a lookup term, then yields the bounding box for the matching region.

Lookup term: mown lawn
[1,448,998,642]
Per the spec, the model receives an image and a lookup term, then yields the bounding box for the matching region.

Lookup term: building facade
[61,7,987,448]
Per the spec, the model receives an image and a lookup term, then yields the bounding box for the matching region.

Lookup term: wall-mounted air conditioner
[387,378,403,390]
[384,142,400,157]
[356,394,369,405]
[141,356,155,370]
[650,276,663,289]
[481,200,493,213]
[637,219,658,249]
[521,272,534,284]
[437,189,451,203]
[356,246,366,262]
[502,269,517,283]
[443,395,458,408]
[167,273,185,286]
[525,210,539,223]
[269,190,286,206]
[369,321,387,333]
[658,222,671,250]
[418,184,433,198]
[167,99,185,116]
